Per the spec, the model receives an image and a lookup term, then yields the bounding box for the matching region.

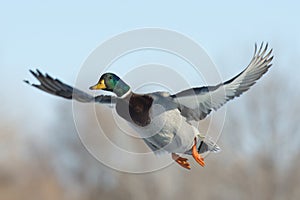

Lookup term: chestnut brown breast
[116,94,153,127]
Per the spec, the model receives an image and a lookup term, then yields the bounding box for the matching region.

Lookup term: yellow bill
[89,79,106,90]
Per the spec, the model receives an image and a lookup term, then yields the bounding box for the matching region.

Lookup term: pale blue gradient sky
[1,1,299,133]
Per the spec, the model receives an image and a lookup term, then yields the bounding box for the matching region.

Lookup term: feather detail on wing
[24,69,115,104]
[171,43,273,121]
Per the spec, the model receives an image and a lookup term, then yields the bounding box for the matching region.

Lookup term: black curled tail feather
[198,137,221,154]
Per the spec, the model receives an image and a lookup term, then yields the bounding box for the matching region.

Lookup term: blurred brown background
[1,75,300,200]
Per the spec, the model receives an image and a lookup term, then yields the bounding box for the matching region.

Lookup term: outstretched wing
[171,43,273,121]
[25,69,116,104]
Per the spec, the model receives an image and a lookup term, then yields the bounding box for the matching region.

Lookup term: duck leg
[172,153,191,170]
[192,137,205,167]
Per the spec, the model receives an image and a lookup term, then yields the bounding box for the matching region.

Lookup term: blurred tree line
[1,76,299,200]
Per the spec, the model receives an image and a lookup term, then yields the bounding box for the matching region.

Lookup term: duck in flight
[25,43,273,170]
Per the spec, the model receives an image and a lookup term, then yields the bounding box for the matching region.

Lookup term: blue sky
[1,1,299,131]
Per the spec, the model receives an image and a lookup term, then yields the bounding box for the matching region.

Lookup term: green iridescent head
[89,73,130,97]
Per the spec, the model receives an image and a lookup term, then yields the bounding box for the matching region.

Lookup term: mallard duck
[25,43,273,170]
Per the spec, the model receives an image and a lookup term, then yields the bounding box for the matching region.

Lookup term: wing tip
[23,80,30,85]
[255,42,269,55]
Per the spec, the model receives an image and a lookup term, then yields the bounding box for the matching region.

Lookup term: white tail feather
[197,135,221,153]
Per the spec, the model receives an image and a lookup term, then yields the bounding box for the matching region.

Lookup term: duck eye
[109,76,113,80]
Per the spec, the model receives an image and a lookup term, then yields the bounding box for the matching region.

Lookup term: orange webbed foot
[192,138,205,167]
[172,153,191,170]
